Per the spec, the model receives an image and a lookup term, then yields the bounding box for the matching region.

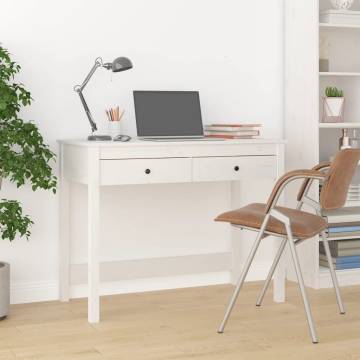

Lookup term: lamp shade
[110,57,133,72]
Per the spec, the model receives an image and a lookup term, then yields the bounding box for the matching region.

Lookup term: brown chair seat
[215,203,327,239]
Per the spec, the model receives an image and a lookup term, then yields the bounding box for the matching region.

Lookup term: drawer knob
[145,168,151,174]
[234,166,239,172]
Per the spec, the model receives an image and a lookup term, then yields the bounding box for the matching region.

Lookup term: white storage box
[320,10,360,24]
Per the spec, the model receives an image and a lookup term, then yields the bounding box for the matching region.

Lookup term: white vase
[330,0,354,9]
[323,97,345,122]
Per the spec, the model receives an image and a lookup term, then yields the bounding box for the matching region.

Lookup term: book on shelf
[322,207,360,223]
[319,240,360,257]
[319,253,360,265]
[328,231,360,239]
[320,259,360,270]
[328,225,360,233]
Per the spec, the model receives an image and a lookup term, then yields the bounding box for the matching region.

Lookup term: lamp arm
[74,58,103,134]
[77,90,97,133]
[78,57,103,91]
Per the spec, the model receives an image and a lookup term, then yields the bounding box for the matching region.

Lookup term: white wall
[0,0,284,303]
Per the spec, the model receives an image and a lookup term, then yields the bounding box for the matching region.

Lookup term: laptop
[133,90,221,141]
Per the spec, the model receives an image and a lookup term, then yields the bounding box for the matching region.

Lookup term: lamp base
[87,134,112,141]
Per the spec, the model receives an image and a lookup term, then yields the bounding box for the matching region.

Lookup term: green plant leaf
[0,44,57,242]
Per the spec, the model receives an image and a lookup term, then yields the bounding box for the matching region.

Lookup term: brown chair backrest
[320,148,360,210]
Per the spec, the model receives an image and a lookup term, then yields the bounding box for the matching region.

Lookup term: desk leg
[59,147,70,302]
[88,183,100,323]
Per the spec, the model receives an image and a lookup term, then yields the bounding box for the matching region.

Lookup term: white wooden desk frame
[59,139,285,323]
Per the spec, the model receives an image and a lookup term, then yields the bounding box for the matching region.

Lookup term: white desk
[59,138,285,323]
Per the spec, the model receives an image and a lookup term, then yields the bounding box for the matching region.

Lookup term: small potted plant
[323,86,345,123]
[0,46,57,318]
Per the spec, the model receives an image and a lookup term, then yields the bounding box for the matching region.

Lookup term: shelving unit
[285,0,360,290]
[318,2,360,287]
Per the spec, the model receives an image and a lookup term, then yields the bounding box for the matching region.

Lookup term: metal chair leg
[321,231,345,314]
[217,215,270,334]
[286,224,318,344]
[256,237,287,306]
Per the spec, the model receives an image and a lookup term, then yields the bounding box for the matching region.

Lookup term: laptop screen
[134,91,204,137]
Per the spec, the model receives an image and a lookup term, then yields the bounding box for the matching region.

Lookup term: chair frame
[217,163,345,344]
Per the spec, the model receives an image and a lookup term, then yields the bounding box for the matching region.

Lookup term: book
[204,126,259,132]
[319,242,360,257]
[204,130,259,136]
[209,124,262,127]
[329,222,360,227]
[322,207,360,223]
[205,134,254,139]
[319,253,360,264]
[324,239,360,250]
[328,226,360,233]
[320,260,360,270]
[328,231,360,239]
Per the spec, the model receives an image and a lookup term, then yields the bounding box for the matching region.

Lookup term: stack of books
[204,124,261,139]
[346,184,360,206]
[320,239,360,270]
[321,207,360,270]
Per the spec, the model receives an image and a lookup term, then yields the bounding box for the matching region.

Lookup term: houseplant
[322,86,345,123]
[0,45,57,317]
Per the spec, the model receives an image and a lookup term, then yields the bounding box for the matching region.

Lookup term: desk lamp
[74,56,133,141]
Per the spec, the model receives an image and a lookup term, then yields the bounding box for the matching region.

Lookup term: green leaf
[0,44,57,242]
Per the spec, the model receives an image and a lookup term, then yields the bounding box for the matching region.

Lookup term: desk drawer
[100,158,192,185]
[193,156,277,182]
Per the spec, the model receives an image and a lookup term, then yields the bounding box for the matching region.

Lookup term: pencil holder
[108,121,121,139]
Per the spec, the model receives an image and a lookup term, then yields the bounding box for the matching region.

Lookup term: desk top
[58,138,286,148]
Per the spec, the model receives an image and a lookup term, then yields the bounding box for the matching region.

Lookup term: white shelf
[319,265,360,287]
[319,122,360,128]
[319,22,360,30]
[320,72,360,76]
[319,265,360,273]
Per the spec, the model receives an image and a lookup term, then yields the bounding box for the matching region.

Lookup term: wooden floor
[0,281,360,359]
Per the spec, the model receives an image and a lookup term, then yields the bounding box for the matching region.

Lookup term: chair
[215,148,360,343]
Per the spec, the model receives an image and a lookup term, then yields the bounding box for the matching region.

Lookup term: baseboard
[11,281,59,305]
[11,252,232,304]
[10,271,230,304]
[10,255,271,304]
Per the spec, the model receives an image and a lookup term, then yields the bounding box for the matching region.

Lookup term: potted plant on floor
[322,86,345,123]
[0,45,57,318]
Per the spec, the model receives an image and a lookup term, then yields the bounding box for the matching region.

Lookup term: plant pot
[323,97,345,122]
[0,263,10,320]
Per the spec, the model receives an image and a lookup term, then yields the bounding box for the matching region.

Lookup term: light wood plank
[1,282,360,358]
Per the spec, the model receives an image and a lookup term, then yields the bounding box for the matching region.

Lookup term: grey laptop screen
[134,91,204,137]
